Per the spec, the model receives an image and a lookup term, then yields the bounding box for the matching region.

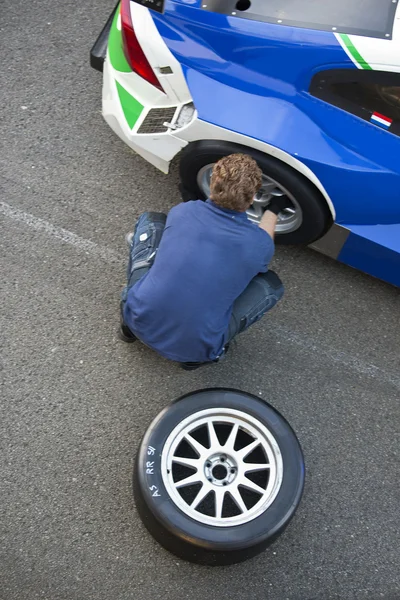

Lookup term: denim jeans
[121,211,284,344]
[225,270,284,343]
[121,212,167,308]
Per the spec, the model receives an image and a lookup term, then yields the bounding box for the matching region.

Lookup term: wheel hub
[205,454,237,487]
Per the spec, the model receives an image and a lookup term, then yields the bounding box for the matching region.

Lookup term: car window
[310,69,400,137]
[202,0,397,39]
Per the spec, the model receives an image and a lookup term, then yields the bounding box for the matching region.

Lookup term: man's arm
[259,210,278,240]
[259,195,293,240]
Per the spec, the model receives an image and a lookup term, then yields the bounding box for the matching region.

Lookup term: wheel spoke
[248,204,264,219]
[239,477,265,496]
[214,489,225,519]
[191,483,211,509]
[172,456,201,468]
[175,472,202,488]
[244,463,270,473]
[185,433,208,458]
[236,439,260,460]
[223,423,239,452]
[270,188,285,198]
[258,181,276,197]
[230,486,247,514]
[207,420,220,450]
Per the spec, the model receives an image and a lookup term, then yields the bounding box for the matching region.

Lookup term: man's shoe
[181,344,230,370]
[181,361,210,371]
[118,322,137,343]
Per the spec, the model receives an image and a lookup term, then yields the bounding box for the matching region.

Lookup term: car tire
[133,388,305,566]
[179,140,332,245]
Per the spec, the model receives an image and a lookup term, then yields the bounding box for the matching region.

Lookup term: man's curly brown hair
[210,153,262,212]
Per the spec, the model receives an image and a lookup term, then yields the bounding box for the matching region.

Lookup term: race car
[91,0,400,286]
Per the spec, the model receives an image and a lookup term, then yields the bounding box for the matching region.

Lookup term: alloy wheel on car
[197,163,303,234]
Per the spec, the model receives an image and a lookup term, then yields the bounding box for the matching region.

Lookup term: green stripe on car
[339,34,372,70]
[116,81,144,128]
[108,4,131,73]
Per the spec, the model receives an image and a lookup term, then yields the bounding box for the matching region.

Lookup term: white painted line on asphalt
[2,201,399,390]
[0,201,124,265]
[273,324,400,391]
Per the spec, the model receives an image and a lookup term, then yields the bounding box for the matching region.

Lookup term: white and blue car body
[91,0,400,286]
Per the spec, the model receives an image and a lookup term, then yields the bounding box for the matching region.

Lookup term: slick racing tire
[133,388,305,565]
[179,140,332,245]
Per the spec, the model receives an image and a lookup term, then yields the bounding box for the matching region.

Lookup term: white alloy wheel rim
[161,408,283,527]
[197,163,303,233]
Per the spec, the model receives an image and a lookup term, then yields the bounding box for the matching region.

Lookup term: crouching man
[120,154,288,370]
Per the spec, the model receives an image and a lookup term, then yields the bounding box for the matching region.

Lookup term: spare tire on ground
[133,388,305,565]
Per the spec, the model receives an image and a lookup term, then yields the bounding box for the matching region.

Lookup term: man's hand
[259,194,292,240]
[266,194,292,216]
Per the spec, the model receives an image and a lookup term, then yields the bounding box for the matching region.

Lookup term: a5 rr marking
[149,484,161,497]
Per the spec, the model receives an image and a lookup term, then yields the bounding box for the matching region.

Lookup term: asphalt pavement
[1,1,399,599]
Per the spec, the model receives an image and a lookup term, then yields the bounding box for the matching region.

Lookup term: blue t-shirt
[123,200,274,362]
